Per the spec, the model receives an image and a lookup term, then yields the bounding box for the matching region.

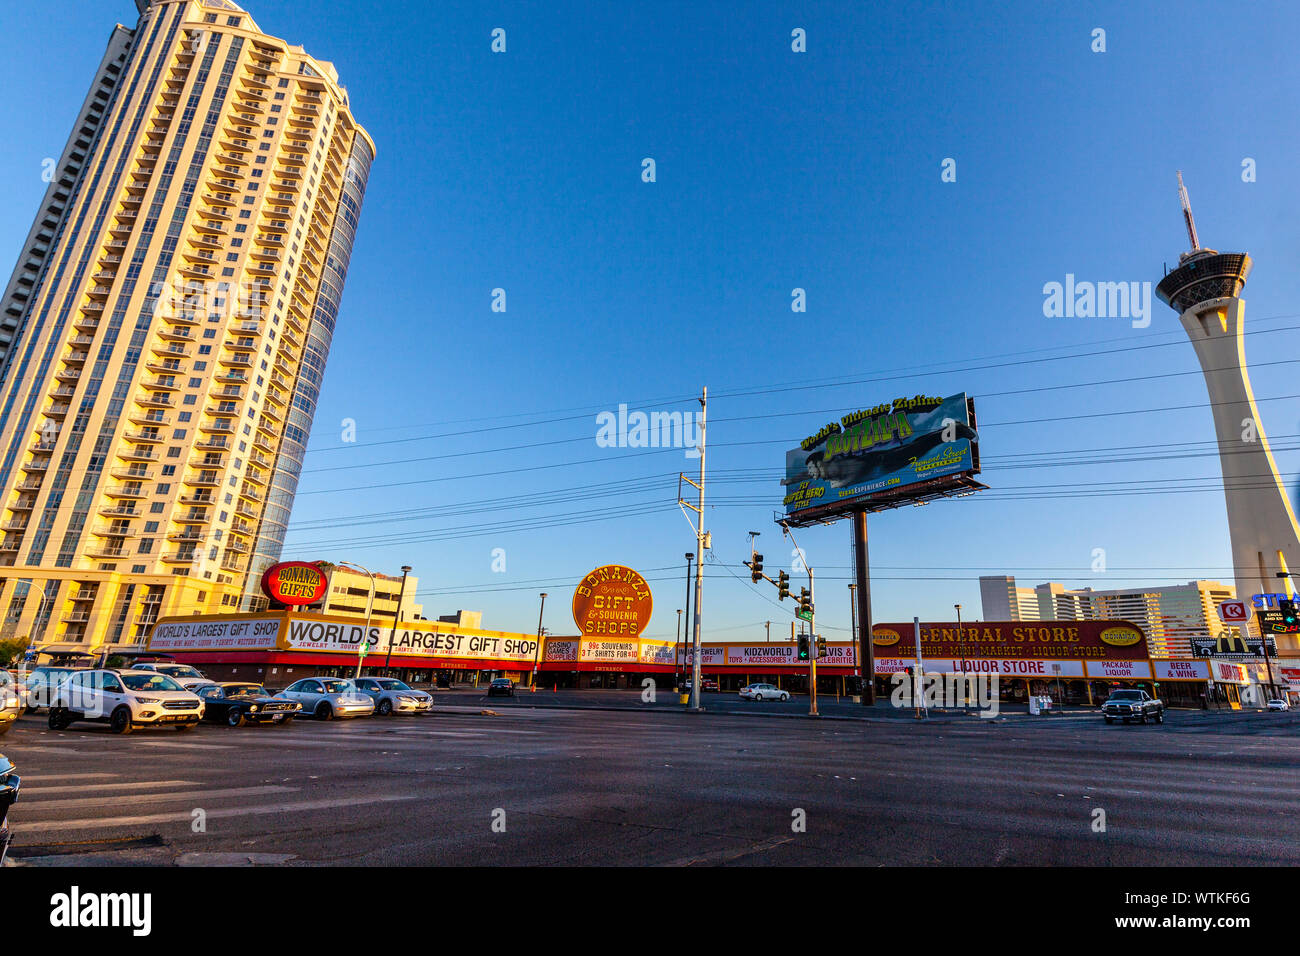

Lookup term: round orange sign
[572,565,653,638]
[261,561,329,606]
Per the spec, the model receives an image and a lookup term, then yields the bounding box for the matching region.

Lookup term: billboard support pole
[853,510,875,705]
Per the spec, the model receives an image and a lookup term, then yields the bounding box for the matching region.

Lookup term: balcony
[179,492,216,506]
[161,551,199,564]
[136,394,175,409]
[103,485,147,500]
[99,504,140,518]
[116,447,157,463]
[86,545,130,559]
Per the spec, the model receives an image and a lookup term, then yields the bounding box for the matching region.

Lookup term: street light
[848,583,858,674]
[382,565,412,673]
[336,560,376,680]
[530,592,547,690]
[955,603,968,709]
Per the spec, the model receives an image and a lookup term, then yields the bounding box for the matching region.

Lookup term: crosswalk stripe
[20,791,428,833]
[132,740,235,750]
[33,779,197,795]
[27,785,295,812]
[13,773,118,783]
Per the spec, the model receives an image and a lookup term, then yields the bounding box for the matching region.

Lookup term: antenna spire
[1177,170,1200,252]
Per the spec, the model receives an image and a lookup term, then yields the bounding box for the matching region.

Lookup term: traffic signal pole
[808,566,818,717]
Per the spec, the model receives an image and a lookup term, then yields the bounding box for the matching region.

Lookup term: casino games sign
[261,561,329,607]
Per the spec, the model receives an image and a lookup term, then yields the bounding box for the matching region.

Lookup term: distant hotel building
[0,0,372,658]
[978,576,1239,658]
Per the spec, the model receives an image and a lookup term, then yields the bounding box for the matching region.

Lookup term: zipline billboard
[782,392,982,521]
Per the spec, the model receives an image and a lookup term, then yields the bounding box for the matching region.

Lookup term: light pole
[530,592,547,690]
[848,583,858,674]
[680,552,694,694]
[382,565,411,673]
[337,561,375,680]
[22,581,49,668]
[955,602,968,708]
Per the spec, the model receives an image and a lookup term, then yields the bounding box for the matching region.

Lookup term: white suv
[49,669,204,734]
[133,662,211,690]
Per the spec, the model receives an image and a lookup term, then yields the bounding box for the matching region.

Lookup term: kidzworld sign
[782,393,980,520]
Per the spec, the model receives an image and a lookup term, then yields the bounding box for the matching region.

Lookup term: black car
[0,752,19,865]
[1102,689,1165,724]
[486,678,515,698]
[196,682,301,727]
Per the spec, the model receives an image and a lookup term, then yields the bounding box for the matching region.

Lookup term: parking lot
[4,693,1299,866]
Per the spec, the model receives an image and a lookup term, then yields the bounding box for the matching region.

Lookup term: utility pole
[382,565,412,673]
[765,620,770,643]
[529,592,547,691]
[677,387,707,712]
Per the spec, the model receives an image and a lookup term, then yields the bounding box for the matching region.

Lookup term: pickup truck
[1102,689,1165,724]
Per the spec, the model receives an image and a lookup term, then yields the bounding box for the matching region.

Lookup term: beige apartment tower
[0,0,373,659]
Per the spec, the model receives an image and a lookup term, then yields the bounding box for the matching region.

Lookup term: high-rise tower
[0,0,373,657]
[1155,174,1300,647]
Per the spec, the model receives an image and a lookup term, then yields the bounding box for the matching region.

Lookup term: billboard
[782,393,981,521]
[871,620,1150,661]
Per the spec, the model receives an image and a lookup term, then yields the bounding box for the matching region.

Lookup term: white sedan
[1266,698,1290,712]
[739,683,789,702]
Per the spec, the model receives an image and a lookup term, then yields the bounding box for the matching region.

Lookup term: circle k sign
[1216,600,1248,624]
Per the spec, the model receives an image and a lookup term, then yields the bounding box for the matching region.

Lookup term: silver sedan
[277,677,375,720]
[354,677,433,716]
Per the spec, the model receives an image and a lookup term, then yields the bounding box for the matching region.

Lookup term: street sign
[796,608,813,622]
[1216,600,1248,624]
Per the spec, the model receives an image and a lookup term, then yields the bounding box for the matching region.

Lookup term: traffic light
[1281,598,1300,628]
[816,636,827,658]
[750,553,764,584]
[798,588,813,617]
[797,635,810,661]
[777,571,790,600]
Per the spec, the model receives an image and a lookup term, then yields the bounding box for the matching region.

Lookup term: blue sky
[3,0,1299,642]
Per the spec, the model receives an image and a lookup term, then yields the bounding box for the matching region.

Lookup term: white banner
[1152,659,1210,681]
[284,619,539,663]
[1086,660,1154,680]
[579,640,639,663]
[149,617,283,651]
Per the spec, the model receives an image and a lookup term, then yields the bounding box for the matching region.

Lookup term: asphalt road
[4,701,1298,866]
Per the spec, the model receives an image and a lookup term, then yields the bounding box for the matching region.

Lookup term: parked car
[486,678,515,698]
[740,682,789,702]
[0,752,19,865]
[1266,698,1291,712]
[133,662,210,690]
[0,673,20,735]
[682,677,720,693]
[21,665,85,713]
[196,682,301,726]
[277,677,375,720]
[1102,689,1165,724]
[354,677,433,716]
[48,669,204,734]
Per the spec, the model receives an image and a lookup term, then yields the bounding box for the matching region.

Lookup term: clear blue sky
[3,0,1299,642]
